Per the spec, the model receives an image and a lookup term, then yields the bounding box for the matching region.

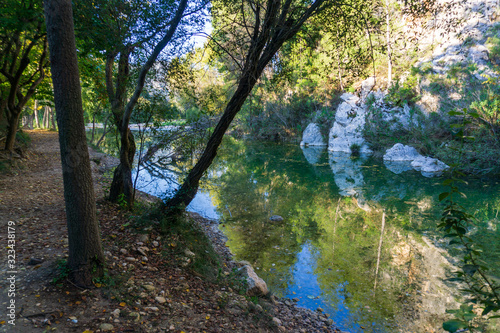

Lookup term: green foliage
[384,76,420,107]
[350,143,361,156]
[51,259,71,286]
[439,109,500,332]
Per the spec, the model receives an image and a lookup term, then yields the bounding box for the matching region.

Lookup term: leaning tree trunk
[109,127,136,208]
[162,0,326,213]
[44,0,105,287]
[164,71,259,212]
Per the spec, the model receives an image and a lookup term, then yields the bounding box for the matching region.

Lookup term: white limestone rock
[383,143,422,161]
[469,44,489,65]
[329,102,371,155]
[360,76,376,99]
[300,123,326,147]
[340,93,359,107]
[238,265,269,296]
[411,156,449,177]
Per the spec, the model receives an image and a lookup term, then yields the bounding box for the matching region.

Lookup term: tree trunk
[50,106,56,130]
[109,127,136,208]
[164,71,259,212]
[33,99,40,128]
[4,110,21,152]
[95,114,111,148]
[91,113,95,142]
[44,0,105,287]
[386,0,392,87]
[162,0,326,213]
[44,106,49,128]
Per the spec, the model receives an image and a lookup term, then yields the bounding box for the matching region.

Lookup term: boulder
[469,44,489,65]
[300,123,326,147]
[328,102,371,155]
[411,156,449,177]
[340,92,360,107]
[383,143,422,161]
[269,215,284,222]
[238,265,269,296]
[360,76,376,99]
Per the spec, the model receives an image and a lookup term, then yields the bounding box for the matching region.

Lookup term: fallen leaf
[119,302,126,307]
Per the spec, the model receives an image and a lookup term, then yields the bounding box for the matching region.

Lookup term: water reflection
[130,138,500,333]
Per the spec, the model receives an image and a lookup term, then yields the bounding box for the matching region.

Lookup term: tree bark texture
[163,0,327,212]
[44,0,105,287]
[109,127,136,208]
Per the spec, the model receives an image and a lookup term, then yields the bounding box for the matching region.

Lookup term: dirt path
[0,130,340,333]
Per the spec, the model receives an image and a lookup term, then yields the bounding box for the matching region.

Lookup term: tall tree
[0,0,49,151]
[163,0,331,212]
[74,0,207,209]
[44,0,105,286]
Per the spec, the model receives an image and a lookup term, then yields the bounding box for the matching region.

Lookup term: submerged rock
[300,123,326,147]
[238,265,269,296]
[270,215,284,222]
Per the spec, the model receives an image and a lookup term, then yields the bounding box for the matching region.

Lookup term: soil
[0,130,343,333]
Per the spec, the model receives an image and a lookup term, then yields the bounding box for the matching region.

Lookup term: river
[90,131,500,332]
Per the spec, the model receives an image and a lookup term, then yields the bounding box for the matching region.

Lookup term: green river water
[93,131,500,332]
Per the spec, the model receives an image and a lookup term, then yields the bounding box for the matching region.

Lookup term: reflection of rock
[301,146,325,165]
[329,152,371,211]
[328,95,372,155]
[300,123,326,146]
[388,236,460,333]
[238,265,269,296]
[329,152,365,196]
[383,160,414,174]
[383,143,421,161]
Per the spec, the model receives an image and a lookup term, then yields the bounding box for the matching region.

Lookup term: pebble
[142,284,155,292]
[99,323,114,331]
[155,296,167,304]
[272,317,282,326]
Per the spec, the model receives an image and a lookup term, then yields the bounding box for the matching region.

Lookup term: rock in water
[238,265,269,296]
[300,123,326,146]
[411,156,449,177]
[383,143,421,161]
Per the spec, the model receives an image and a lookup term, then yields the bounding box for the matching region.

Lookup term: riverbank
[0,130,341,333]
